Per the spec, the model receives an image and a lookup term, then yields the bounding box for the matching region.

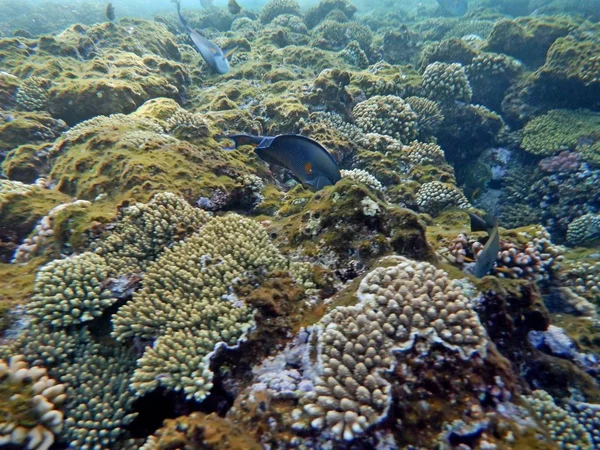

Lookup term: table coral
[112,214,286,401]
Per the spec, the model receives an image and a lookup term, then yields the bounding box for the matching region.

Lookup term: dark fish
[228,0,242,14]
[173,0,231,74]
[106,3,115,22]
[469,212,500,278]
[222,134,341,191]
[468,211,496,234]
[436,0,468,16]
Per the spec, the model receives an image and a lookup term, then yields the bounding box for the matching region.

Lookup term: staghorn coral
[421,62,472,103]
[295,256,488,441]
[15,77,51,112]
[28,252,115,327]
[112,214,286,401]
[404,96,444,140]
[352,95,418,144]
[0,355,66,450]
[416,181,470,216]
[521,109,600,158]
[566,213,600,247]
[259,0,301,24]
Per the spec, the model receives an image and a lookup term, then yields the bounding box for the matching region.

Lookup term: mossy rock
[0,183,71,262]
[272,178,433,264]
[2,143,51,183]
[486,16,579,68]
[0,112,66,153]
[0,72,20,109]
[527,37,600,111]
[418,38,478,71]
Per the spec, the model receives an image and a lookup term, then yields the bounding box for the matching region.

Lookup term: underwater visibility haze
[2,0,600,448]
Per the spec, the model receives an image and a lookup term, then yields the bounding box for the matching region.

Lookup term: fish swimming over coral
[105,3,115,22]
[436,0,468,16]
[468,212,500,278]
[172,0,231,74]
[228,0,242,15]
[222,134,341,191]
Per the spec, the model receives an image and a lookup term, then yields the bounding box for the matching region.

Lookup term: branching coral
[422,62,472,103]
[521,109,600,158]
[28,252,115,327]
[566,213,600,247]
[416,181,470,216]
[352,95,418,144]
[340,169,384,194]
[112,214,286,401]
[94,192,209,274]
[0,355,66,450]
[259,0,301,24]
[16,77,51,112]
[404,96,444,140]
[294,256,488,441]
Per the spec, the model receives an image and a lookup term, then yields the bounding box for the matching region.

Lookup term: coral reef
[352,95,418,143]
[421,61,472,103]
[0,355,66,450]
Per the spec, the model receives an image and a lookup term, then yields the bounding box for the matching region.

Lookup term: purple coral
[539,151,582,173]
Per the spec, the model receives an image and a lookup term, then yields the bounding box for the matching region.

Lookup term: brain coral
[0,355,66,450]
[352,95,418,144]
[422,62,472,103]
[296,256,488,441]
[112,214,286,401]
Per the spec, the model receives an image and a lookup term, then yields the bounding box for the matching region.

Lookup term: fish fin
[224,46,239,58]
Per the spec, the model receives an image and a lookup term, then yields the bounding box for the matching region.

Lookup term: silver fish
[173,0,231,75]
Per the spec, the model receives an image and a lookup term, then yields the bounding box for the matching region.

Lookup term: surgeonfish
[436,0,468,16]
[172,0,231,75]
[467,212,500,278]
[106,3,115,22]
[228,0,242,14]
[222,134,341,191]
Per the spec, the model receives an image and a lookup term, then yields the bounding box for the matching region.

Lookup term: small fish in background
[228,0,242,15]
[199,0,215,9]
[172,0,232,74]
[436,0,468,16]
[106,3,116,22]
[467,212,500,278]
[221,134,341,191]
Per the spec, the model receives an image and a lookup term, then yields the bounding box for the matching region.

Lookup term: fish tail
[220,134,264,149]
[172,0,188,29]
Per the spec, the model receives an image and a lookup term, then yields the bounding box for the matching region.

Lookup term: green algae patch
[0,183,71,262]
[2,144,51,184]
[0,112,66,153]
[0,258,45,333]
